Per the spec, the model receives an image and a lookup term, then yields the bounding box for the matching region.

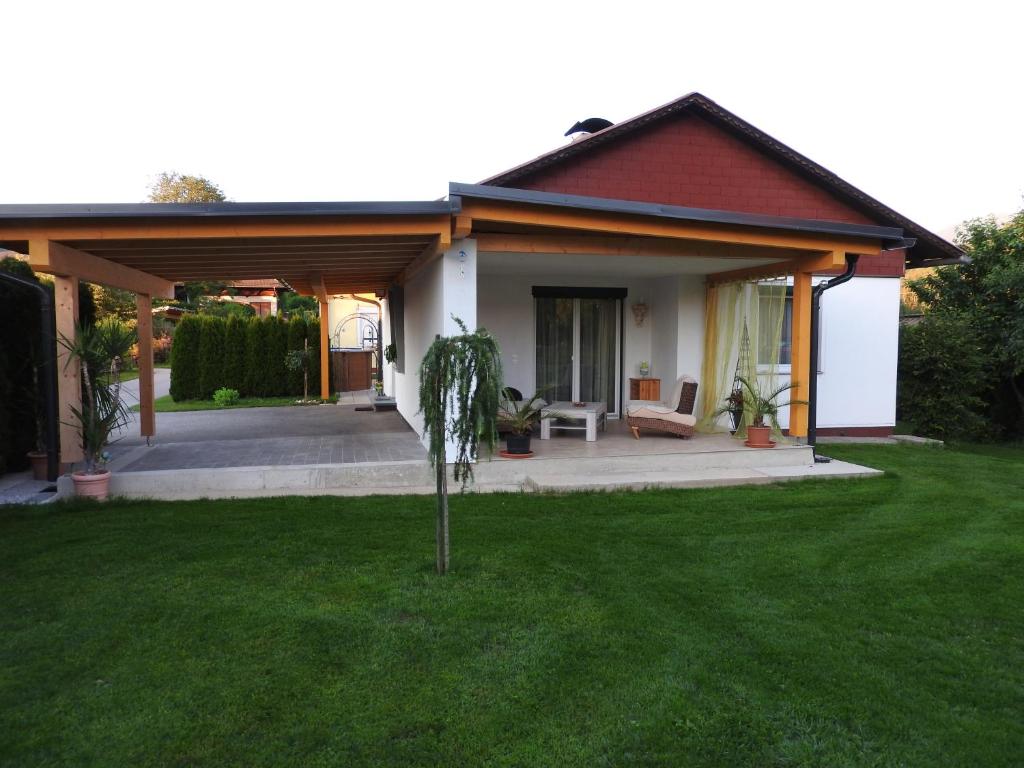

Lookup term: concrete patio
[46,401,882,500]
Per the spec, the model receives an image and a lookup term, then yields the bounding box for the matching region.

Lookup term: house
[0,93,963,466]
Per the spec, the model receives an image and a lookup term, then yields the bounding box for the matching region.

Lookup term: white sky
[2,0,1021,234]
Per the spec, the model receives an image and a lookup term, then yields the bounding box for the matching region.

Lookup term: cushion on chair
[627,405,697,426]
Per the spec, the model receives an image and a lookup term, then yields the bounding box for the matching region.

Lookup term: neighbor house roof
[480,92,964,267]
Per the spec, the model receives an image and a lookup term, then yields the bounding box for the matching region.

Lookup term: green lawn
[1,444,1021,766]
[132,393,337,412]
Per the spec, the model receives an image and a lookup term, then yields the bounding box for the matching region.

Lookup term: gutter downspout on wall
[0,270,60,481]
[808,254,859,461]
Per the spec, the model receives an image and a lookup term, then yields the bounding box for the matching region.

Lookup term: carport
[0,201,454,464]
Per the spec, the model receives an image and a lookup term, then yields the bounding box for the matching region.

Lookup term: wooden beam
[789,270,813,439]
[705,250,849,285]
[29,240,174,298]
[1,217,452,243]
[54,275,84,464]
[136,294,155,439]
[319,300,330,400]
[475,233,803,260]
[309,273,328,303]
[462,200,884,254]
[452,215,473,239]
[400,231,452,283]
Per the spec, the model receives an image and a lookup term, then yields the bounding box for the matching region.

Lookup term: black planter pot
[729,408,743,435]
[505,433,532,455]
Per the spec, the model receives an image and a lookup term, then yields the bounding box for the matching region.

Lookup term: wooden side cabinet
[629,377,661,401]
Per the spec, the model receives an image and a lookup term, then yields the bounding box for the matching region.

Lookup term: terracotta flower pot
[27,451,49,481]
[745,425,775,448]
[72,470,112,501]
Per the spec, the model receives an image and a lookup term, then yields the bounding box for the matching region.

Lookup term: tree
[169,315,202,401]
[148,172,228,308]
[197,317,226,399]
[907,208,1024,436]
[418,317,503,575]
[148,172,226,203]
[280,291,318,317]
[92,284,137,322]
[223,316,248,395]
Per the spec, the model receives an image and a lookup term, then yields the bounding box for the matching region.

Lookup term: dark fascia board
[0,200,453,221]
[449,182,907,247]
[479,92,965,267]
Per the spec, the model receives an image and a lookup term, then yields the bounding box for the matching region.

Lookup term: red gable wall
[507,114,903,275]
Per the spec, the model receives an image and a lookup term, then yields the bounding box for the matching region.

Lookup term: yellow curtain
[698,279,787,438]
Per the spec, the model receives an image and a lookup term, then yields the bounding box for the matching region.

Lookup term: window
[757,286,792,367]
[756,285,824,373]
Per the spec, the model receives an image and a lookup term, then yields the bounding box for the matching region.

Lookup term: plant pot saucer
[498,450,534,459]
[744,440,776,448]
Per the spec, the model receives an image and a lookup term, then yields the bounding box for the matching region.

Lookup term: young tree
[418,317,503,575]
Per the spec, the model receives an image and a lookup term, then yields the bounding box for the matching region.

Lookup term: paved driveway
[110,400,425,472]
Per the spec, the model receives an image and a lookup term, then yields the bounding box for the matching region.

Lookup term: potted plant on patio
[716,376,805,448]
[497,391,550,457]
[724,387,744,435]
[61,318,136,500]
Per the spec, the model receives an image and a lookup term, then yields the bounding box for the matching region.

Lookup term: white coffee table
[540,401,607,442]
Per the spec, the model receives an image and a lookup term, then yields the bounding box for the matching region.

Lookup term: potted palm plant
[716,376,805,448]
[61,319,136,499]
[497,390,549,456]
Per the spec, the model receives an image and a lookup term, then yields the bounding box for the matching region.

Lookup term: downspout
[808,254,859,461]
[0,270,60,481]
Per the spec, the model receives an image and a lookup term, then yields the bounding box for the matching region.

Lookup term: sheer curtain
[579,298,616,412]
[698,281,787,436]
[535,297,573,401]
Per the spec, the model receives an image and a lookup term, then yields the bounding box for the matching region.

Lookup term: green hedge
[897,314,992,440]
[171,314,322,402]
[286,317,306,396]
[223,316,248,395]
[197,317,226,399]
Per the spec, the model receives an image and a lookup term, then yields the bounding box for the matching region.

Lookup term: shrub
[245,317,267,397]
[286,316,307,395]
[898,313,992,440]
[223,316,248,395]
[197,317,226,399]
[266,317,289,396]
[212,387,240,407]
[169,314,202,401]
[307,318,322,398]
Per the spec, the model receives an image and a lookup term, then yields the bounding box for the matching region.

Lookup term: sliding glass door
[535,296,621,414]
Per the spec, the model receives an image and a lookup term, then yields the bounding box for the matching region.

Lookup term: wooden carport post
[788,269,813,440]
[319,300,330,400]
[54,274,84,464]
[136,293,155,440]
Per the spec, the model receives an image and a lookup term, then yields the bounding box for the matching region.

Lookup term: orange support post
[789,270,813,438]
[319,300,330,400]
[136,293,155,439]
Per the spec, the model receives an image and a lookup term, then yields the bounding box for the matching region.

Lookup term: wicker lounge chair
[626,376,699,439]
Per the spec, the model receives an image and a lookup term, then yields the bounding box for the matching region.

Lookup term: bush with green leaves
[286,317,307,395]
[245,317,267,397]
[169,315,203,402]
[212,387,240,407]
[223,316,248,395]
[197,317,226,399]
[905,209,1024,438]
[266,317,289,396]
[306,318,322,397]
[898,314,992,440]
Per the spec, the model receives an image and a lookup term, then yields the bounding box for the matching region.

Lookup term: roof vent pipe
[807,254,859,461]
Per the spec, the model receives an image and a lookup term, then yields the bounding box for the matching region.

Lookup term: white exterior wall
[393,239,478,450]
[773,276,899,431]
[476,266,706,412]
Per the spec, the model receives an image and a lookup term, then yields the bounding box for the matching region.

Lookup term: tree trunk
[436,456,449,575]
